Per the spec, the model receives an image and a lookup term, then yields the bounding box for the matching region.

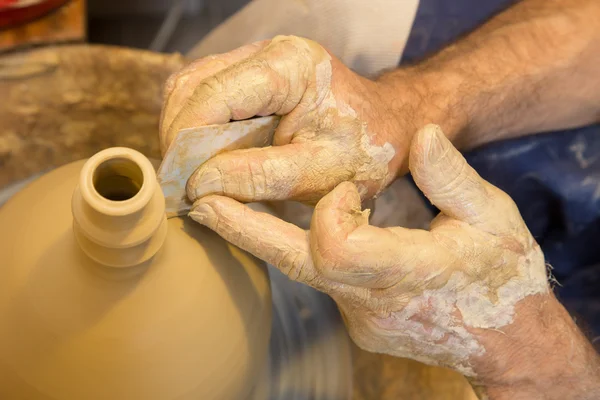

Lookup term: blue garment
[402,0,600,338]
[466,129,600,339]
[402,0,517,64]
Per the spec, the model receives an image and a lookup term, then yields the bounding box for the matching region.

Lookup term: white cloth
[187,0,420,77]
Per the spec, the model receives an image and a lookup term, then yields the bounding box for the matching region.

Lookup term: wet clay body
[0,148,272,399]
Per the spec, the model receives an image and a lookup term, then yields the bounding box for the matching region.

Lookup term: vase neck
[72,148,167,268]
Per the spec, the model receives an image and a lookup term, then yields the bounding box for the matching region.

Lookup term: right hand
[189,124,552,379]
[160,35,421,204]
[189,124,600,399]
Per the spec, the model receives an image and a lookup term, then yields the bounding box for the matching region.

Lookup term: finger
[188,195,323,286]
[310,182,437,288]
[160,41,270,153]
[164,36,330,152]
[409,124,522,234]
[186,141,355,203]
[271,53,349,147]
[163,41,270,101]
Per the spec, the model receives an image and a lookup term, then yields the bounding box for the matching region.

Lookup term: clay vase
[0,147,272,399]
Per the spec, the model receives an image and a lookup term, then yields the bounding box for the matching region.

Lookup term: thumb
[310,182,436,288]
[409,124,520,233]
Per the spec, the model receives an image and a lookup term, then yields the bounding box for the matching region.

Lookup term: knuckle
[249,159,268,197]
[189,54,219,68]
[487,184,522,218]
[164,66,194,93]
[270,35,312,55]
[436,162,471,196]
[490,185,516,208]
[314,242,349,275]
[277,248,310,281]
[182,78,226,121]
[270,35,303,47]
[163,72,180,99]
[238,57,281,90]
[164,71,179,89]
[192,75,222,99]
[216,155,268,201]
[242,56,271,72]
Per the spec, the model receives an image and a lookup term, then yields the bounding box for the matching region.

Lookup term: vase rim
[79,147,156,217]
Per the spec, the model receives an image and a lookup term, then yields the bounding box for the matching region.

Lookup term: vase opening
[93,157,144,202]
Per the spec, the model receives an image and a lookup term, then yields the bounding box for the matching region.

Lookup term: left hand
[160,35,423,204]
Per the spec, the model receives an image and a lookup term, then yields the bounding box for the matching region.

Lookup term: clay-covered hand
[160,35,413,203]
[189,124,551,378]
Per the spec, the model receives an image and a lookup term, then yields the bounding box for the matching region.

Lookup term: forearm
[471,293,600,400]
[379,0,600,150]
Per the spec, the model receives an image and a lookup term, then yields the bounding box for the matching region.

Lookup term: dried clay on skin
[183,39,553,379]
[371,245,548,375]
[353,127,551,375]
[309,48,396,198]
[183,36,397,203]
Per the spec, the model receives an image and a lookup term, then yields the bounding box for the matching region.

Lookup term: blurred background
[0,0,249,53]
[87,0,249,53]
[0,0,416,77]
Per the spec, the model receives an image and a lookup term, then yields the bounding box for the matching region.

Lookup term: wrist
[471,293,600,400]
[375,67,469,168]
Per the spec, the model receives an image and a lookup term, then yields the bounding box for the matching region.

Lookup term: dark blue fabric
[402,0,517,64]
[465,128,600,280]
[401,0,600,338]
[465,129,600,339]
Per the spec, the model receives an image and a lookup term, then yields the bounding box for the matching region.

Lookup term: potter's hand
[160,35,416,203]
[190,125,600,398]
[191,124,546,373]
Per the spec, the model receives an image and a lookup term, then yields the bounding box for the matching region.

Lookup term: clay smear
[387,245,547,375]
[311,53,396,198]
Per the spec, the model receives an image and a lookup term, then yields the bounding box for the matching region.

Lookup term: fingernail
[426,125,448,163]
[189,202,217,227]
[187,167,223,201]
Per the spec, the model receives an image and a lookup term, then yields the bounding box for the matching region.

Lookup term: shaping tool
[157,116,280,217]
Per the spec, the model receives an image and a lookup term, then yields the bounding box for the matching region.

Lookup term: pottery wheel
[0,176,353,400]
